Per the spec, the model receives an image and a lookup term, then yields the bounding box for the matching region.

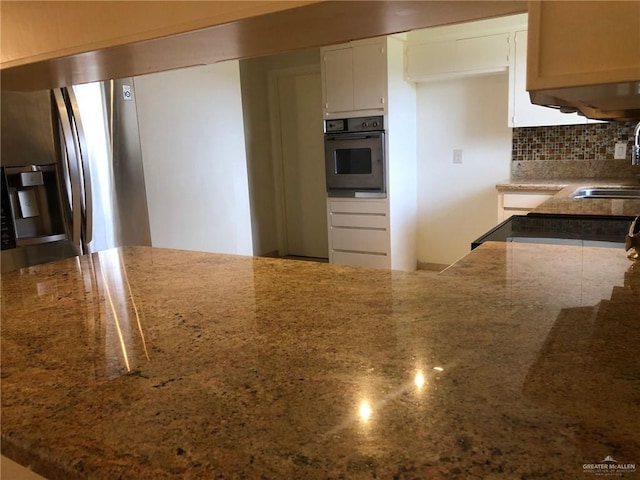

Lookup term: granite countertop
[496,177,640,192]
[495,179,573,192]
[2,244,639,479]
[496,178,640,217]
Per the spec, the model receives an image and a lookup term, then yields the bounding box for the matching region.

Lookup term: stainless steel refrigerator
[1,79,151,273]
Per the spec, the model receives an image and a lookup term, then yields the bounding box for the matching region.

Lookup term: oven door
[324,132,385,197]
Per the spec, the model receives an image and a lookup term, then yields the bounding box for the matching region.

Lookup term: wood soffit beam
[0,1,527,91]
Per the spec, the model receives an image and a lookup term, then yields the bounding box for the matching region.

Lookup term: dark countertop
[2,244,639,479]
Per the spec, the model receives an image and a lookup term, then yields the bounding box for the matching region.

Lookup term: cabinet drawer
[502,193,553,209]
[330,212,387,229]
[331,227,388,254]
[329,199,388,215]
[502,208,532,222]
[332,251,389,269]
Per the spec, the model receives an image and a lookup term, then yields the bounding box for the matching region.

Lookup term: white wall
[239,58,275,255]
[416,74,511,265]
[386,36,418,271]
[134,62,253,256]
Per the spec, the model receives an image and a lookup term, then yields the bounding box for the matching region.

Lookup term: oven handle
[325,133,383,142]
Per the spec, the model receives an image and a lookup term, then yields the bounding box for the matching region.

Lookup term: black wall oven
[324,116,385,197]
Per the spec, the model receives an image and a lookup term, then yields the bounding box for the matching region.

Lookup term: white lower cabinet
[498,191,555,222]
[332,228,388,253]
[327,198,390,269]
[332,251,389,269]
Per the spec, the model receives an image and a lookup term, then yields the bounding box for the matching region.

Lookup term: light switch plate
[614,142,627,160]
[453,149,463,164]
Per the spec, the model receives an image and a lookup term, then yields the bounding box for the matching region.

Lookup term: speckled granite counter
[495,179,572,192]
[2,245,639,479]
[532,184,640,217]
[496,178,640,217]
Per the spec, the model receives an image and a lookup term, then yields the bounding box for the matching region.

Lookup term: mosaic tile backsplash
[511,121,640,180]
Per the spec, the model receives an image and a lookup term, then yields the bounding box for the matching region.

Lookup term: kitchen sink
[570,186,640,199]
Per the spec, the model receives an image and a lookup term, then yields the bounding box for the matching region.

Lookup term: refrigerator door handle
[67,87,93,247]
[53,89,82,253]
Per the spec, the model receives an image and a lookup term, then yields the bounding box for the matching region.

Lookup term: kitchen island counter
[1,245,639,479]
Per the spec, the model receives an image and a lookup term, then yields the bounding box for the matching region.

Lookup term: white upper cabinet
[405,15,520,81]
[508,30,588,127]
[321,39,387,117]
[323,47,354,114]
[406,32,510,80]
[352,43,387,111]
[406,13,598,127]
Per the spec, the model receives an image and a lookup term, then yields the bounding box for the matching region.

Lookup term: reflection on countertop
[1,244,639,479]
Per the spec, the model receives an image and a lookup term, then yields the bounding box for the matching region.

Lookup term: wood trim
[525,1,542,91]
[0,1,321,68]
[1,1,527,91]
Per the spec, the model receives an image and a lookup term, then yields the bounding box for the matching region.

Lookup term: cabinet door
[406,33,509,81]
[455,33,509,73]
[510,30,586,127]
[406,40,456,78]
[332,251,389,269]
[498,191,554,222]
[323,47,354,113]
[527,1,640,91]
[352,42,387,110]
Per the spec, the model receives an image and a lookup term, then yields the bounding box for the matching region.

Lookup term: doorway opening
[268,66,328,260]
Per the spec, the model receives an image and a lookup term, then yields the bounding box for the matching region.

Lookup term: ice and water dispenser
[1,164,67,250]
[1,90,80,271]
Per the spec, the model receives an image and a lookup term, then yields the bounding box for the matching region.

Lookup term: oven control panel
[325,116,384,133]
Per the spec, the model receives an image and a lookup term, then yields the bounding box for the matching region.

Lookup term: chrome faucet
[634,120,640,166]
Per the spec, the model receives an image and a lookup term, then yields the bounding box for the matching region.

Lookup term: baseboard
[417,262,449,272]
